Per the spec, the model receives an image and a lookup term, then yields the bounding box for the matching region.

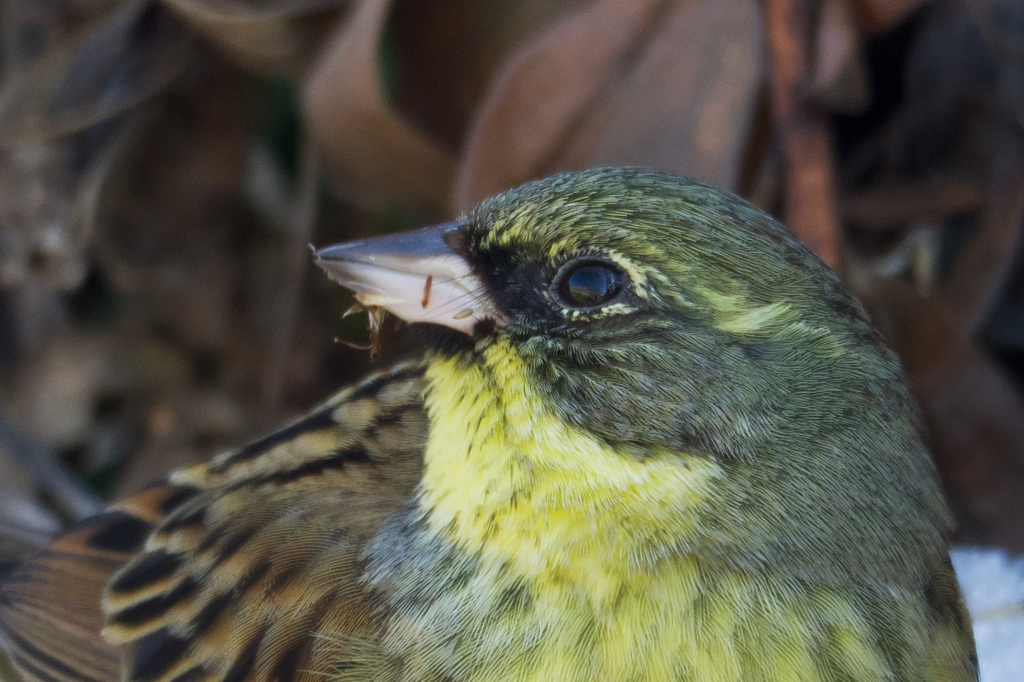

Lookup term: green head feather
[455,167,949,586]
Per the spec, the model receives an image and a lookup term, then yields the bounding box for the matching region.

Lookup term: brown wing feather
[0,361,427,682]
[0,483,194,682]
[0,517,126,682]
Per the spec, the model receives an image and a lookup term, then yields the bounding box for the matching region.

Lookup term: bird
[0,167,977,681]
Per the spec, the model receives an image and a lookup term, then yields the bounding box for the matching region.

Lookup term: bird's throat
[372,342,907,682]
[418,341,719,599]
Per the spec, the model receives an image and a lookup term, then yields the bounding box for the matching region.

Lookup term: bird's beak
[314,222,501,335]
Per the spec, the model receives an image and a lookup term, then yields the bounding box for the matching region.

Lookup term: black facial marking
[409,321,478,356]
[473,244,561,327]
[473,318,497,338]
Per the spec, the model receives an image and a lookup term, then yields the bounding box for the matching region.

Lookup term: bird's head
[316,167,950,585]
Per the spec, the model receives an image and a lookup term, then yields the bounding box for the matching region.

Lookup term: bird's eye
[555,261,623,308]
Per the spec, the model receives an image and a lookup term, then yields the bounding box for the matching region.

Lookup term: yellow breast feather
[393,342,916,682]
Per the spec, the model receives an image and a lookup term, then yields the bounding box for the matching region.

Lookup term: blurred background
[0,0,1022,652]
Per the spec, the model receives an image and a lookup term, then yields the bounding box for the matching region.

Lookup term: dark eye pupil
[559,264,621,307]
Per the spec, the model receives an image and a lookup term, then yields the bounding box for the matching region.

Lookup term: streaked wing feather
[0,509,146,682]
[0,361,427,682]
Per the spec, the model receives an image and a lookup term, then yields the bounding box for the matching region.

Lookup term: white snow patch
[951,547,1024,682]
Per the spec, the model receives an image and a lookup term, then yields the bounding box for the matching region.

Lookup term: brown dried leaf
[861,280,1024,550]
[936,0,1024,334]
[808,0,869,114]
[390,0,593,152]
[841,177,987,229]
[455,0,764,211]
[302,0,455,212]
[765,0,843,268]
[851,0,933,34]
[159,0,347,76]
[939,167,1024,335]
